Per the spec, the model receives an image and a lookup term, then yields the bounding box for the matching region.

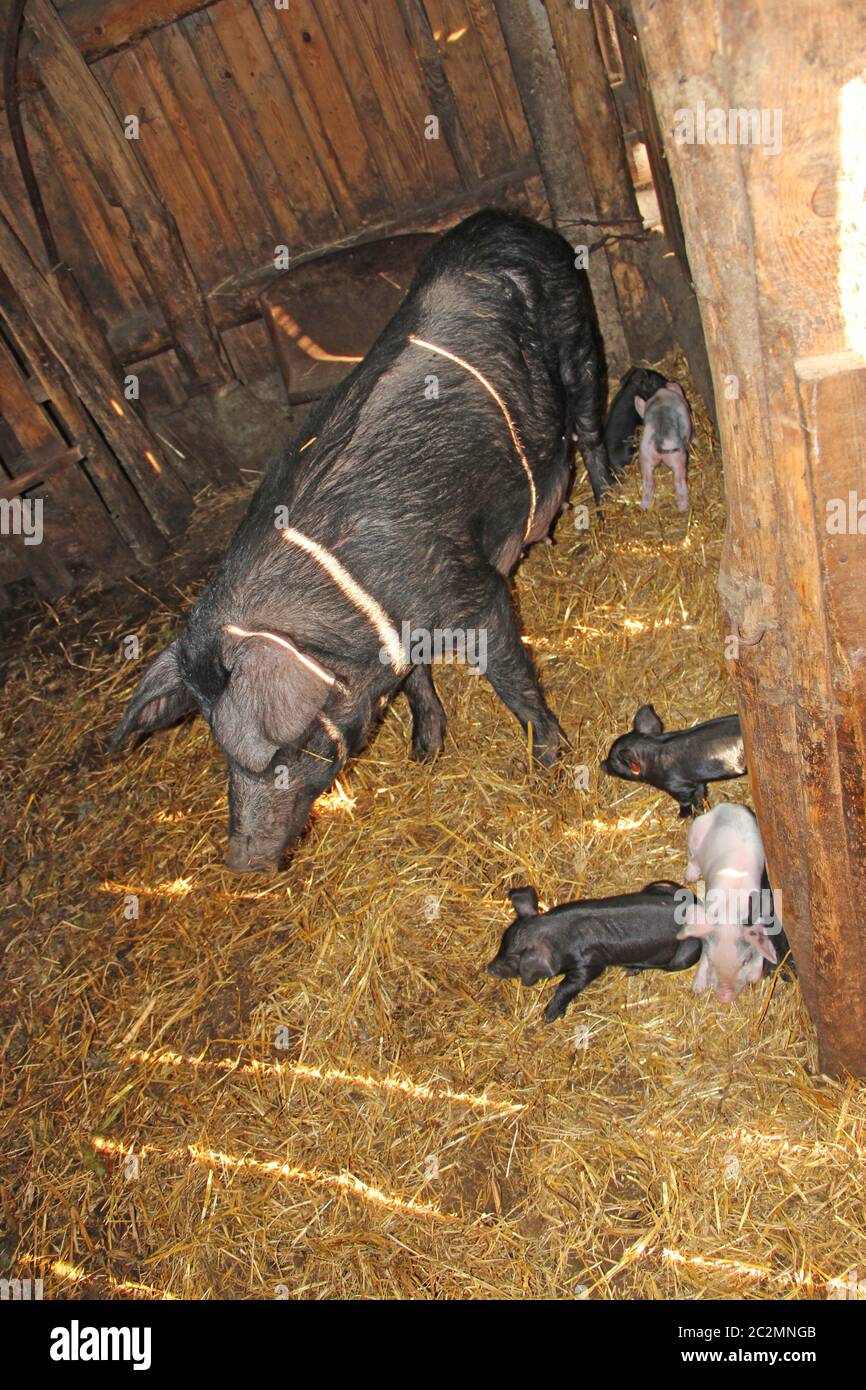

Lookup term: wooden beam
[0,264,166,564]
[0,441,82,499]
[492,0,628,375]
[632,0,866,1077]
[25,0,234,392]
[399,0,479,186]
[545,0,668,362]
[0,207,191,536]
[5,0,221,106]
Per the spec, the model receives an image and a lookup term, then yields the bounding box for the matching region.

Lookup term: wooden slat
[347,0,462,198]
[399,0,479,185]
[0,265,165,563]
[419,0,516,177]
[0,442,83,500]
[206,0,341,238]
[464,0,534,154]
[29,88,151,318]
[6,0,222,105]
[148,20,276,264]
[181,7,302,248]
[27,0,234,390]
[254,0,368,228]
[102,44,232,279]
[0,208,191,535]
[545,0,663,362]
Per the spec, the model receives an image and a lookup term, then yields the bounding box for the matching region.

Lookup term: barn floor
[2,369,865,1301]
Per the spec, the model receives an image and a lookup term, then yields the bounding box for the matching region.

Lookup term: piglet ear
[744,925,778,964]
[633,703,663,735]
[634,395,647,419]
[666,381,687,402]
[111,640,196,747]
[518,941,556,986]
[509,886,539,918]
[211,626,336,773]
[676,902,711,939]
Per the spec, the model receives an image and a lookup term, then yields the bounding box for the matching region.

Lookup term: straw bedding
[2,359,865,1301]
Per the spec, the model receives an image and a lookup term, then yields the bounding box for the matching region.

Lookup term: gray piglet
[635,381,693,512]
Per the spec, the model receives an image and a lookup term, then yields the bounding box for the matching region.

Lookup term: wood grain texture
[632,0,866,1076]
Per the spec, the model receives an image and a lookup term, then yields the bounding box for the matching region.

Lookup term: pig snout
[225,832,283,874]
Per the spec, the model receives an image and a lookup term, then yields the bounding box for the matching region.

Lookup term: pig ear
[111,641,196,746]
[509,886,539,918]
[634,394,647,418]
[666,381,687,402]
[744,925,777,965]
[676,902,711,939]
[518,940,556,986]
[211,627,336,774]
[633,703,663,735]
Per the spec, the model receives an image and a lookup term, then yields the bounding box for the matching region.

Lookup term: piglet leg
[692,949,712,994]
[544,964,600,1022]
[640,457,656,510]
[671,454,689,513]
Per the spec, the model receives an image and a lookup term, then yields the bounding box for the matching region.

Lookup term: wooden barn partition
[631,0,866,1076]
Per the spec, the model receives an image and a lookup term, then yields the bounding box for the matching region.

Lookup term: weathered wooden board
[632,0,866,1076]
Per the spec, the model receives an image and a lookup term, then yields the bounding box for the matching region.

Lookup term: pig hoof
[411,738,442,762]
[535,741,562,769]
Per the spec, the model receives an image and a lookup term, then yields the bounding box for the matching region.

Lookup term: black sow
[112,210,613,871]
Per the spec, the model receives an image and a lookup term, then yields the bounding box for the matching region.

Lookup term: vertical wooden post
[492,0,629,375]
[631,0,866,1076]
[25,0,234,392]
[545,0,667,362]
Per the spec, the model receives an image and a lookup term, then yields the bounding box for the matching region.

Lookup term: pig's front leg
[544,963,599,1022]
[691,947,712,994]
[403,663,446,761]
[479,574,565,766]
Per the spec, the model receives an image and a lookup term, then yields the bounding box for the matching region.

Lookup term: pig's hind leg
[561,337,613,503]
[477,572,565,766]
[403,663,446,761]
[664,936,703,972]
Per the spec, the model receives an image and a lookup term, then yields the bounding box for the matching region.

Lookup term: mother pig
[112,210,613,871]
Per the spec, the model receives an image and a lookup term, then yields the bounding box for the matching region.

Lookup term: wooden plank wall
[1,0,543,404]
